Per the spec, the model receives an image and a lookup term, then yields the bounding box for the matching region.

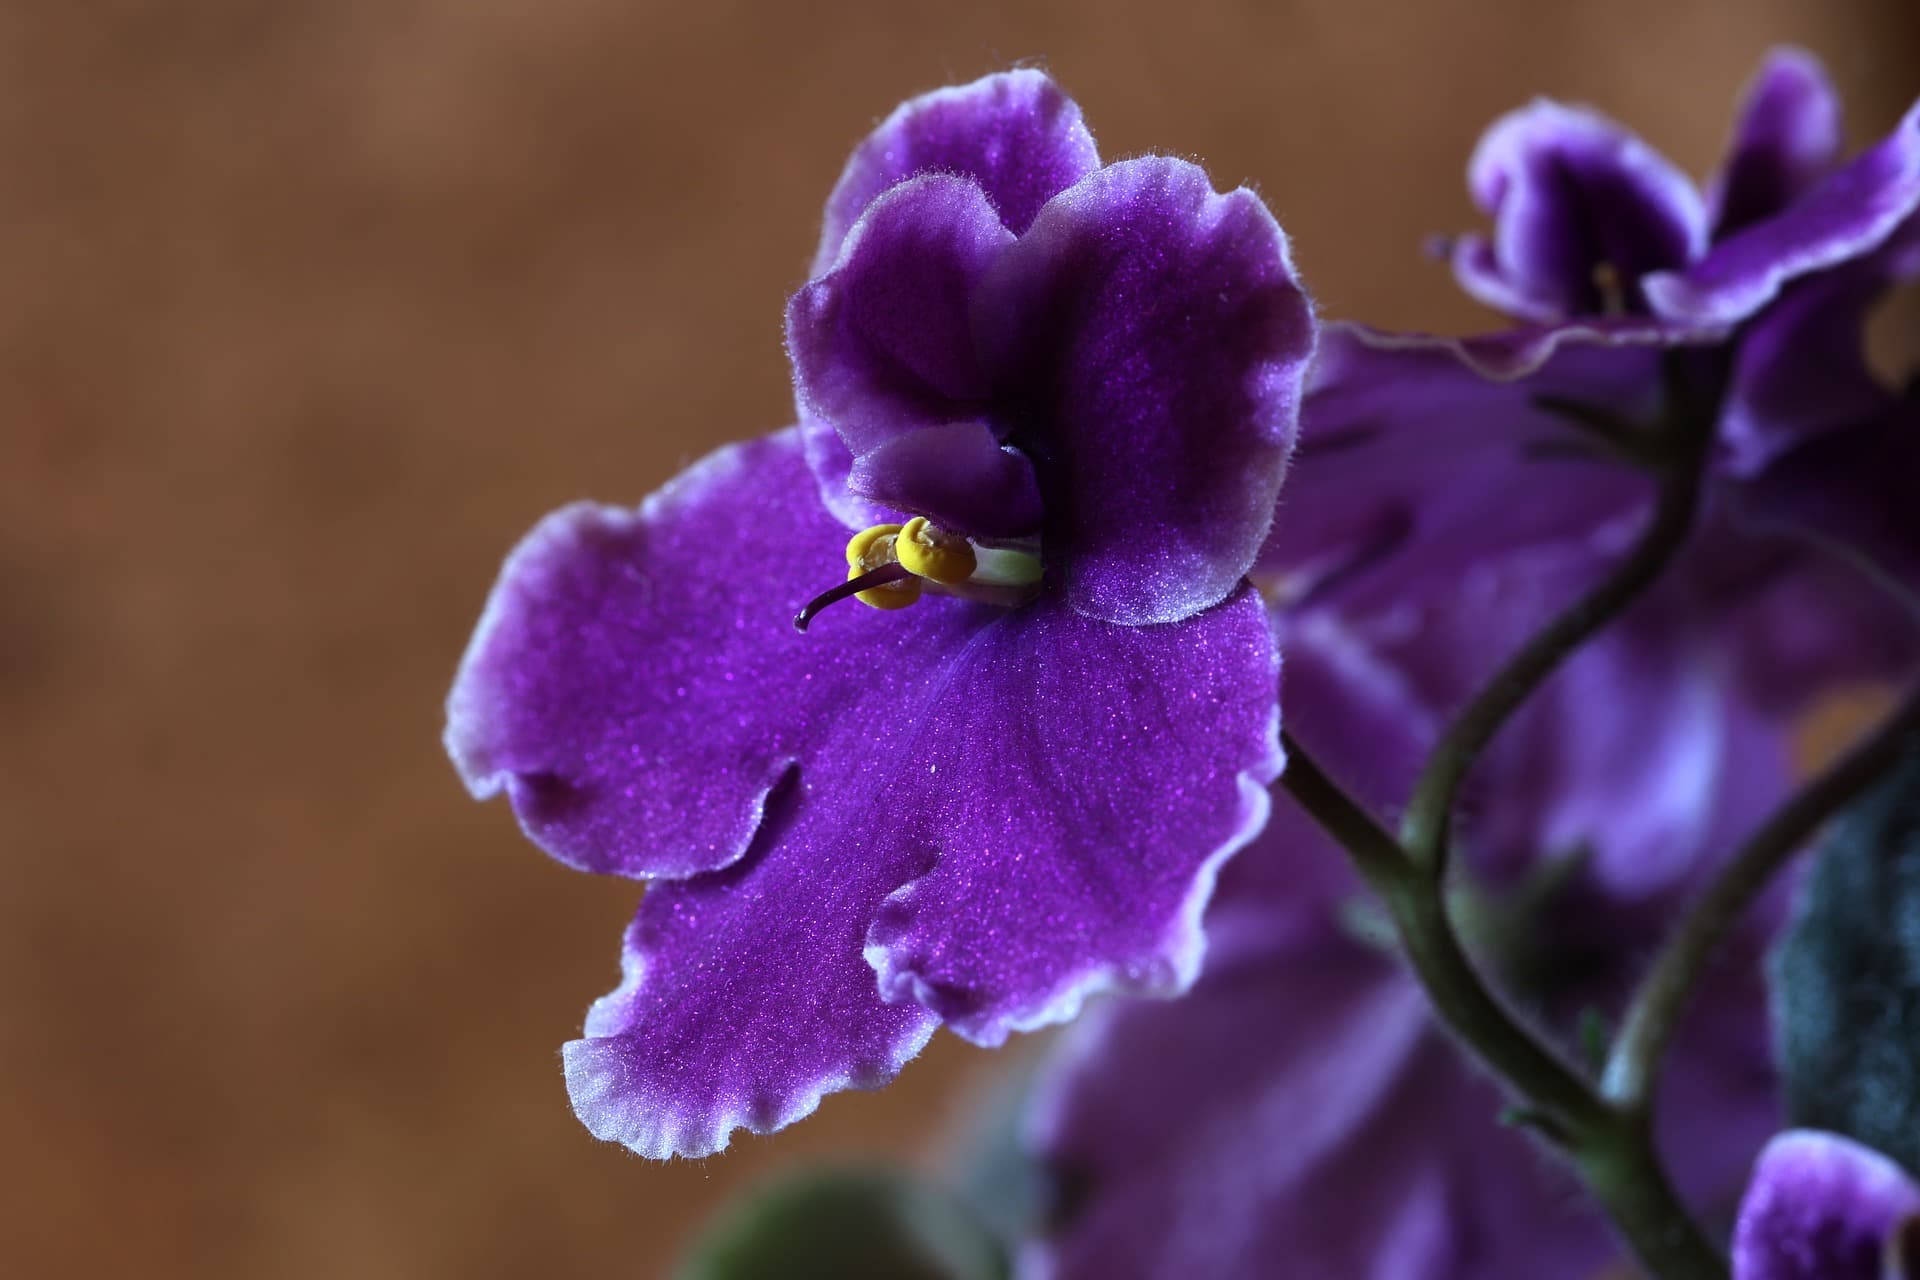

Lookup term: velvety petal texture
[1452,100,1707,321]
[844,421,1044,540]
[979,156,1313,624]
[793,176,1013,458]
[457,430,1284,1156]
[862,585,1282,1042]
[566,782,941,1161]
[812,68,1100,275]
[1732,1131,1920,1280]
[447,435,931,882]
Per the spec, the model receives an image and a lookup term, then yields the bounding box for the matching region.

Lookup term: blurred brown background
[2,1,1915,1276]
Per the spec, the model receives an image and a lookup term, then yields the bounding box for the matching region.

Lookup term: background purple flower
[1261,48,1920,702]
[1436,45,1920,587]
[1025,542,1790,1279]
[1733,1131,1920,1280]
[1452,48,1920,343]
[446,71,1313,1158]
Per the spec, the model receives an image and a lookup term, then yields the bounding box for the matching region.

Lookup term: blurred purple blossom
[1733,1130,1920,1280]
[1026,542,1789,1278]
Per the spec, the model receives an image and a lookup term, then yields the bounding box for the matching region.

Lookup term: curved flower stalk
[445,71,1315,1159]
[1732,1131,1920,1279]
[1024,544,1789,1279]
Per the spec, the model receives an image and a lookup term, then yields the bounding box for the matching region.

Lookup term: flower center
[793,517,1043,632]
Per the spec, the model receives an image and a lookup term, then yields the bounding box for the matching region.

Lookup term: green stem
[1275,361,1738,1274]
[1575,1114,1729,1280]
[1399,401,1710,877]
[1281,733,1602,1128]
[1281,736,1728,1279]
[1603,681,1920,1109]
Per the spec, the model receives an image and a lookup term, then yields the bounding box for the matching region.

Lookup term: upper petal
[789,175,1014,457]
[1644,98,1920,327]
[979,156,1316,625]
[446,429,963,880]
[1732,1131,1920,1280]
[1455,100,1708,321]
[811,69,1101,276]
[1711,48,1845,237]
[844,420,1044,540]
[864,585,1283,1045]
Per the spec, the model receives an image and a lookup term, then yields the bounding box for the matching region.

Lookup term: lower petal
[564,780,938,1160]
[865,586,1284,1044]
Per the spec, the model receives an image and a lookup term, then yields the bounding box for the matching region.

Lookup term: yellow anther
[845,523,904,570]
[850,563,922,610]
[894,517,978,586]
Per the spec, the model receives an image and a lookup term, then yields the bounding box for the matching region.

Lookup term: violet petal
[798,413,901,531]
[979,155,1315,625]
[811,68,1100,276]
[1454,100,1708,321]
[844,420,1043,540]
[457,430,1288,1151]
[1711,47,1844,237]
[1733,1131,1920,1280]
[864,584,1283,1044]
[1719,266,1892,477]
[1644,100,1920,326]
[1026,583,1789,1278]
[563,781,940,1160]
[789,174,1013,457]
[447,431,948,880]
[1741,403,1920,605]
[1260,323,1655,612]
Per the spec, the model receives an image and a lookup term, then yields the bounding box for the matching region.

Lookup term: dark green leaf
[674,1165,1009,1280]
[1771,749,1920,1177]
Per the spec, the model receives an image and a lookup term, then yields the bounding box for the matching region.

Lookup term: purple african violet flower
[1733,1131,1920,1280]
[1025,542,1791,1278]
[1440,46,1920,535]
[1264,54,1920,710]
[1451,48,1919,345]
[445,70,1314,1159]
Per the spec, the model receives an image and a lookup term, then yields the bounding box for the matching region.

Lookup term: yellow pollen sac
[894,517,978,585]
[840,522,921,611]
[850,564,922,610]
[845,523,903,570]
